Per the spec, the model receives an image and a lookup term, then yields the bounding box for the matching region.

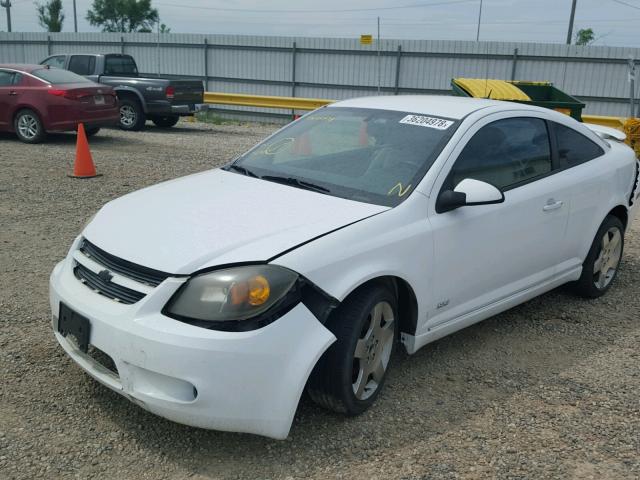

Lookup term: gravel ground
[1,121,639,480]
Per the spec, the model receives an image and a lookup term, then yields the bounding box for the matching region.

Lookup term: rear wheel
[118,98,145,131]
[307,283,397,414]
[572,215,624,298]
[151,115,180,128]
[14,109,45,143]
[84,127,101,137]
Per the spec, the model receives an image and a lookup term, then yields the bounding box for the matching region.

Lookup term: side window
[68,55,95,76]
[554,123,604,169]
[0,70,15,87]
[42,56,66,69]
[450,117,552,190]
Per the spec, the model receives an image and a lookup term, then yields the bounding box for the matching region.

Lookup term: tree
[86,0,158,33]
[159,23,170,33]
[575,28,595,46]
[36,0,65,32]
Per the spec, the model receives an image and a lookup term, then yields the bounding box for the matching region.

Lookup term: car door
[425,114,572,332]
[0,69,19,129]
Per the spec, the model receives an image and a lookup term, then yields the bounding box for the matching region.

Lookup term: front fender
[271,199,432,335]
[114,87,147,111]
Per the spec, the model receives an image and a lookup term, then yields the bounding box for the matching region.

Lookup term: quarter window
[68,55,96,76]
[450,117,552,190]
[554,123,604,169]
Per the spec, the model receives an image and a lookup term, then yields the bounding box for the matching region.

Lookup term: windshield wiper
[261,175,331,194]
[225,164,259,178]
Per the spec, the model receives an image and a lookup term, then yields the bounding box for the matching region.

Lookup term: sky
[3,0,640,47]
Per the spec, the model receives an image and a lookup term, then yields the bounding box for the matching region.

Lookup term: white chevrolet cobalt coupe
[50,96,639,439]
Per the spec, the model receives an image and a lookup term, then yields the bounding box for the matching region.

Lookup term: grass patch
[195,111,242,125]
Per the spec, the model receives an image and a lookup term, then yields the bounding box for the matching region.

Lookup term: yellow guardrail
[582,114,627,131]
[203,92,334,111]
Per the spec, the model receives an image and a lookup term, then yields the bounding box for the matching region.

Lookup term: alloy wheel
[352,301,395,401]
[120,105,136,127]
[593,226,622,290]
[17,114,39,140]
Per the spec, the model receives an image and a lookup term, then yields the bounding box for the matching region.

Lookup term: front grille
[79,239,170,287]
[74,263,146,304]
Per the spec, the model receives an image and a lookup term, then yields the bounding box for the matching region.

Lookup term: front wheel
[14,109,46,143]
[151,115,180,128]
[572,215,624,298]
[307,283,397,415]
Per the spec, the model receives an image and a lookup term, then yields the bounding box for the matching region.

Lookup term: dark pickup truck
[40,53,204,130]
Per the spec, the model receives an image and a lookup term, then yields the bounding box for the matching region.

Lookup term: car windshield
[228,107,458,207]
[32,68,91,85]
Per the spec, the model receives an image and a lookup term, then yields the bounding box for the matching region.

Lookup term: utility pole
[476,0,483,42]
[566,0,577,44]
[1,0,11,33]
[73,0,78,32]
[377,16,381,95]
[629,58,636,118]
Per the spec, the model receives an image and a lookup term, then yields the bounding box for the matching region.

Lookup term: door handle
[543,200,563,211]
[8,91,17,96]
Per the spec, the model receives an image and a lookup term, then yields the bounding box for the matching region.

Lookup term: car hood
[83,169,388,274]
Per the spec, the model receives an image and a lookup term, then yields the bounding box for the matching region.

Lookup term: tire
[151,115,180,128]
[84,127,101,137]
[572,215,625,298]
[118,98,145,131]
[14,109,46,143]
[307,283,397,415]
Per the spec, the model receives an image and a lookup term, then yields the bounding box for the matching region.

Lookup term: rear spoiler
[584,123,627,142]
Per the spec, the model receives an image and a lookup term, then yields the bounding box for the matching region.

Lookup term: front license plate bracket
[58,303,91,353]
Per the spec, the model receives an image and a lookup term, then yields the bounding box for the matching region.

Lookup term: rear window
[68,55,96,76]
[31,68,91,85]
[104,56,138,76]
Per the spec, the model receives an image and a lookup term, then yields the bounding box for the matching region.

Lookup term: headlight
[164,265,299,329]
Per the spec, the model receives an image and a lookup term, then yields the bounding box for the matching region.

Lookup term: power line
[155,0,477,14]
[610,0,640,9]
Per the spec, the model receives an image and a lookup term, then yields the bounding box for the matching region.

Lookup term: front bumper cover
[49,251,336,439]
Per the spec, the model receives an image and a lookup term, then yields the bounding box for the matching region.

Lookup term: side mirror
[436,178,504,213]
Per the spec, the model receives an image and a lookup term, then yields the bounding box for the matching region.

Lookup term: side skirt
[401,266,582,355]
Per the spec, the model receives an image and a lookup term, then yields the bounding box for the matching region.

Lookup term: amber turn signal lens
[248,275,270,306]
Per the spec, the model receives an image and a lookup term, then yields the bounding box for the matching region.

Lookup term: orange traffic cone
[69,123,99,178]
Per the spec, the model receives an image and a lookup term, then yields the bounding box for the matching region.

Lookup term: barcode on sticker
[399,115,453,130]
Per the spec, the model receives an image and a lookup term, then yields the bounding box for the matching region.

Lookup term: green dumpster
[451,78,586,121]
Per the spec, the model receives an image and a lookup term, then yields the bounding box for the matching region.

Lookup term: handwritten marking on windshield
[262,138,294,155]
[388,183,412,197]
[307,115,336,122]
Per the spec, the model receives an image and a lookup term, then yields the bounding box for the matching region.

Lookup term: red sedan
[0,64,119,143]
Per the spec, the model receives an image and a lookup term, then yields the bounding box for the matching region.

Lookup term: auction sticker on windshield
[399,115,454,130]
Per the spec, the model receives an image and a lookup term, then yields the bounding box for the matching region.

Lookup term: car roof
[0,64,47,73]
[329,95,519,120]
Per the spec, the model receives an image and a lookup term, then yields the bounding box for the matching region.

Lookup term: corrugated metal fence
[1,32,638,121]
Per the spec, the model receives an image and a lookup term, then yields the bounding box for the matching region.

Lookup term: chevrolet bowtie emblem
[98,269,113,282]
